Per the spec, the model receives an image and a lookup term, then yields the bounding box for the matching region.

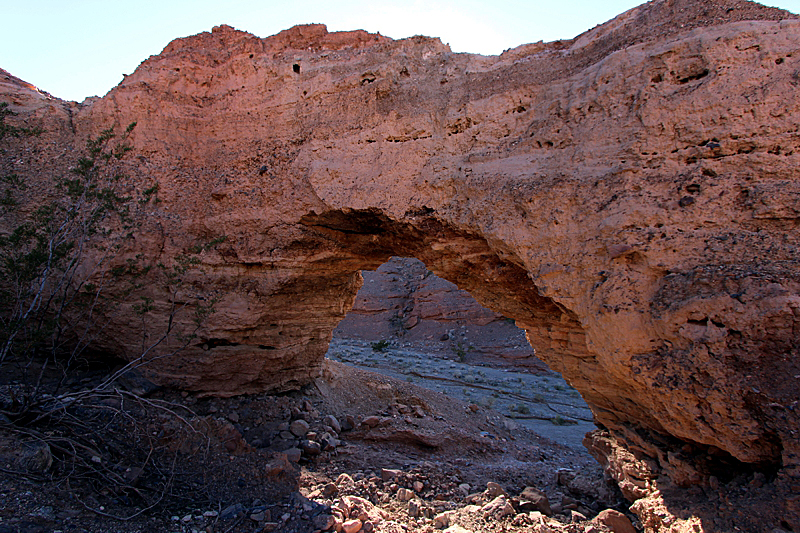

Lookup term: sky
[3,0,799,102]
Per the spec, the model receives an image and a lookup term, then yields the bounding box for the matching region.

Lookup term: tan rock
[289,419,309,437]
[434,510,457,529]
[2,1,800,523]
[381,468,402,481]
[342,519,362,533]
[595,510,636,533]
[362,416,381,428]
[485,482,507,498]
[481,495,515,519]
[443,526,473,533]
[519,487,552,516]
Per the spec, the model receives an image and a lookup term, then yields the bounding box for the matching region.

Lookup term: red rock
[361,416,381,428]
[595,509,636,533]
[2,1,799,520]
[342,519,362,533]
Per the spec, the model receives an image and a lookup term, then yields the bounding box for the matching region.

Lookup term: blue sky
[3,0,799,102]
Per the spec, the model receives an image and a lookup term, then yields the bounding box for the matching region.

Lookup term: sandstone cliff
[2,0,800,529]
[332,257,543,369]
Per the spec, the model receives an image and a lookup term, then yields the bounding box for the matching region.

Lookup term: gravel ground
[326,338,597,450]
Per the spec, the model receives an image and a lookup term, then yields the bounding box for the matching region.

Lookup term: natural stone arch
[3,3,800,525]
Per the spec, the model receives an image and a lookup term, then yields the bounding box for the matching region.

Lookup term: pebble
[519,486,552,516]
[486,482,506,498]
[313,514,336,530]
[220,503,245,520]
[301,439,322,456]
[381,468,402,481]
[434,510,456,528]
[481,495,515,519]
[343,518,363,533]
[290,419,310,437]
[362,416,381,428]
[444,526,473,533]
[322,482,338,497]
[324,414,342,433]
[413,481,424,492]
[337,473,355,488]
[596,509,637,533]
[408,499,421,518]
[320,432,337,451]
[283,447,303,463]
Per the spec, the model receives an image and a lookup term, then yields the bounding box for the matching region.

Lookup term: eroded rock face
[2,0,800,523]
[332,257,542,369]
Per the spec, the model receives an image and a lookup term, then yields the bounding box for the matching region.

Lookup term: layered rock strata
[2,0,800,528]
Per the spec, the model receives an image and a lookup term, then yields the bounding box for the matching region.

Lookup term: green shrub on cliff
[0,116,140,372]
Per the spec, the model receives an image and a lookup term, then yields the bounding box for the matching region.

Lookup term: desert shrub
[0,105,228,520]
[551,415,579,426]
[371,339,390,352]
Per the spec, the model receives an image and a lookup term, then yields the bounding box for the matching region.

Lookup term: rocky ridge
[2,0,800,530]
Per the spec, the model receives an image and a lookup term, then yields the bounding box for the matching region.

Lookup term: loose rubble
[0,358,631,533]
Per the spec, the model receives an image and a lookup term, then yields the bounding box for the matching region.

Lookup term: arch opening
[325,255,597,450]
[298,207,592,373]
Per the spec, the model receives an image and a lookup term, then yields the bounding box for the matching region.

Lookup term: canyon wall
[2,0,800,527]
[332,257,544,370]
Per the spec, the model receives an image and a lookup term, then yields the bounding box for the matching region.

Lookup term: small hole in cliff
[293,64,300,74]
[775,57,784,65]
[737,145,755,154]
[702,168,717,177]
[249,53,254,59]
[677,69,709,84]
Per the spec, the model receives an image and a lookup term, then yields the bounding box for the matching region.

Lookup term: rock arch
[3,1,800,522]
